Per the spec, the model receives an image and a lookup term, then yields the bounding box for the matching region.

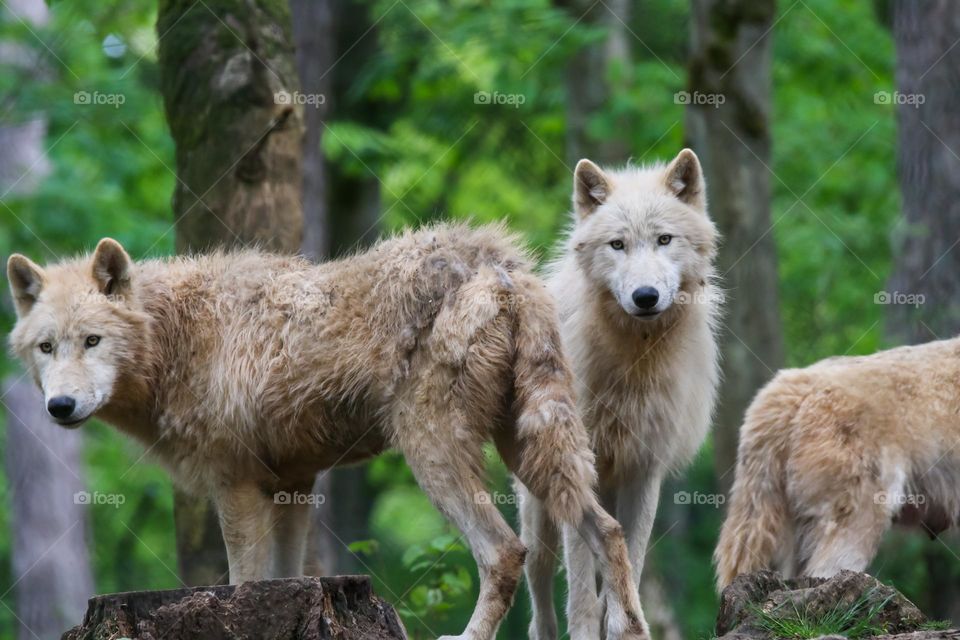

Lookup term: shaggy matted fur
[7,223,649,640]
[715,338,960,590]
[519,150,721,640]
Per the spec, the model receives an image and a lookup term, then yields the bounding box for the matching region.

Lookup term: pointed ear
[91,238,133,297]
[664,148,706,211]
[573,159,613,219]
[7,254,45,317]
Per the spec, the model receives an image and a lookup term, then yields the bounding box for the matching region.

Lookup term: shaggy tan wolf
[715,338,960,590]
[519,150,721,639]
[7,224,650,640]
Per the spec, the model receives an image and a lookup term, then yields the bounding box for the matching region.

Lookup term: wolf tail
[506,272,597,526]
[714,373,805,590]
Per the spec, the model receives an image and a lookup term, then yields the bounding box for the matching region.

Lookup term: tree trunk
[559,0,630,166]
[62,576,406,640]
[686,0,783,494]
[290,0,338,576]
[888,0,960,620]
[157,0,305,586]
[1,2,94,635]
[4,380,93,640]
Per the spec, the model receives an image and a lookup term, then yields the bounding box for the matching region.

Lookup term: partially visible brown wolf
[715,338,960,590]
[7,223,649,640]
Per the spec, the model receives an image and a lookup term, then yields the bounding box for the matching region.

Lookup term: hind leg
[396,420,526,640]
[518,484,560,640]
[801,511,888,577]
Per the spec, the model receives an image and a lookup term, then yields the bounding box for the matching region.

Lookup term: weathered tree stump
[62,576,407,640]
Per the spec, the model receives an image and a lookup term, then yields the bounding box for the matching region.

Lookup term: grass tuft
[749,588,894,639]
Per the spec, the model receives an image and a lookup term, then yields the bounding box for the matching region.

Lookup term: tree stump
[62,576,407,640]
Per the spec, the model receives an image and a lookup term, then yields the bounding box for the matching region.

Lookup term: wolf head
[7,239,148,428]
[568,149,717,320]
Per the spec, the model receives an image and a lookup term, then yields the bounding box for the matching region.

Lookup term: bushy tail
[714,374,805,590]
[508,272,597,526]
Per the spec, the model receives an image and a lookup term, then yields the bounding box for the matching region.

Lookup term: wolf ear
[91,238,133,297]
[573,159,612,218]
[7,254,45,317]
[664,148,706,211]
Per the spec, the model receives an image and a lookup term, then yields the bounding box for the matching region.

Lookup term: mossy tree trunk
[157,0,305,586]
[686,0,783,495]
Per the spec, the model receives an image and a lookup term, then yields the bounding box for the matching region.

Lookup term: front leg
[215,483,275,583]
[271,487,313,578]
[616,465,665,587]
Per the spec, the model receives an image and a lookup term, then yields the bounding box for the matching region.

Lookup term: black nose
[47,396,76,419]
[632,286,660,310]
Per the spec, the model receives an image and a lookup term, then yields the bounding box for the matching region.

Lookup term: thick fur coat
[715,338,960,589]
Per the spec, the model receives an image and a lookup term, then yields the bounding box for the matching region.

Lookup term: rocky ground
[716,570,959,640]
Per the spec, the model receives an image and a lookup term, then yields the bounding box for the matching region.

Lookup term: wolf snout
[47,395,77,420]
[631,286,659,310]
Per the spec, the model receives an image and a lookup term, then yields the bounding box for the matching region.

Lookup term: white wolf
[519,150,721,639]
[7,224,650,640]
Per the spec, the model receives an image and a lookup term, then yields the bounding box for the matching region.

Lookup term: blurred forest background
[1,0,959,638]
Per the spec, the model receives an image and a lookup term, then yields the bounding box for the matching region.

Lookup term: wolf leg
[616,466,665,587]
[215,484,275,583]
[271,495,312,578]
[518,484,560,640]
[802,513,887,577]
[396,426,526,640]
[563,521,603,640]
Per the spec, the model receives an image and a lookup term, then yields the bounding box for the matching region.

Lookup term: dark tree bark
[157,0,305,586]
[888,0,960,621]
[158,0,304,255]
[686,0,783,493]
[888,1,960,343]
[62,577,406,640]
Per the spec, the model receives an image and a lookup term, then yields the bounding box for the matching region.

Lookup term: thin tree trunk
[687,0,783,494]
[2,1,94,635]
[559,0,630,166]
[888,0,960,620]
[290,0,338,575]
[5,379,93,640]
[157,0,305,586]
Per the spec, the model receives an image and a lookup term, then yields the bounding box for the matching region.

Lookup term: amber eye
[39,342,53,354]
[610,240,625,250]
[657,234,673,246]
[85,335,101,348]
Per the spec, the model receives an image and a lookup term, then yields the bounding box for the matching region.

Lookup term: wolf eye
[657,234,673,246]
[39,342,52,354]
[610,240,625,250]
[85,335,101,348]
